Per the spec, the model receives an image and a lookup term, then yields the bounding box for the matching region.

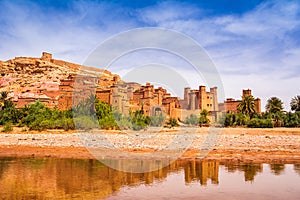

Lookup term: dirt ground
[0,127,300,163]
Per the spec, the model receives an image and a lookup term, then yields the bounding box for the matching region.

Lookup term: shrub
[184,114,199,125]
[129,110,150,131]
[247,118,273,128]
[150,114,166,127]
[28,119,46,131]
[62,118,75,131]
[234,113,250,126]
[167,118,179,128]
[283,112,300,127]
[2,122,13,132]
[98,116,118,130]
[116,117,132,130]
[74,116,99,130]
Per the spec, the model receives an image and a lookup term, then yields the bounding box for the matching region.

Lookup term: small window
[207,104,209,107]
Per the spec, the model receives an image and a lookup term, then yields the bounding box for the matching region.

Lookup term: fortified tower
[41,52,52,62]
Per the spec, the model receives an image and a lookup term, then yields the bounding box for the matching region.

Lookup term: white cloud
[0,1,138,63]
[137,0,300,110]
[0,0,299,111]
[137,1,203,24]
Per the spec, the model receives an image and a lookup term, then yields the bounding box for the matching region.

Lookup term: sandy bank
[0,127,300,163]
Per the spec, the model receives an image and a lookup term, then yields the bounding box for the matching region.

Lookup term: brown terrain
[0,52,120,109]
[0,127,299,163]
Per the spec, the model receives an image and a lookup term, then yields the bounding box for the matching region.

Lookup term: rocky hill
[0,52,120,107]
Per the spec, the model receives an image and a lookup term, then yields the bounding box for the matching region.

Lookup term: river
[0,157,299,199]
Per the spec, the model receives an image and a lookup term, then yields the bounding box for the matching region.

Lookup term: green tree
[224,113,235,127]
[283,112,300,127]
[234,113,250,126]
[129,109,150,130]
[266,97,284,113]
[290,95,300,112]
[0,97,21,125]
[237,95,256,117]
[0,91,8,110]
[199,109,210,125]
[265,97,284,127]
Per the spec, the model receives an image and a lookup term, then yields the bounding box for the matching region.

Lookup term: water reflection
[294,164,300,175]
[270,164,285,175]
[223,162,263,182]
[183,161,219,185]
[0,158,299,199]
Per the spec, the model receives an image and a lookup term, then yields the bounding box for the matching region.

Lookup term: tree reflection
[294,164,300,176]
[241,164,262,182]
[223,163,263,182]
[270,164,285,175]
[0,157,13,179]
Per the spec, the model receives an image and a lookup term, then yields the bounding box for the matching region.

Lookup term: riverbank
[0,127,300,163]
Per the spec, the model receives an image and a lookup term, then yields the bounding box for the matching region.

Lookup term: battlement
[41,52,52,61]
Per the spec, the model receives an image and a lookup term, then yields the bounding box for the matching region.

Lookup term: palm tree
[199,109,210,125]
[266,97,284,127]
[266,97,284,113]
[290,95,300,112]
[237,95,256,117]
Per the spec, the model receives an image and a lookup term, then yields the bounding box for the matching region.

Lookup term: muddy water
[0,158,299,199]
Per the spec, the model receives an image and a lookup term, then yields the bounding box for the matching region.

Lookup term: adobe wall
[218,89,261,114]
[51,59,81,70]
[96,90,111,104]
[223,100,241,113]
[15,97,57,109]
[255,98,261,113]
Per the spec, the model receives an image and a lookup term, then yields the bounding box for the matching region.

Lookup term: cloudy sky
[0,0,299,111]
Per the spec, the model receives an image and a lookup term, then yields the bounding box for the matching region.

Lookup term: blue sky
[0,0,299,111]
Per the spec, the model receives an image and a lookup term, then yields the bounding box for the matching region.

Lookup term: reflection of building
[218,89,261,113]
[184,161,219,185]
[0,159,221,199]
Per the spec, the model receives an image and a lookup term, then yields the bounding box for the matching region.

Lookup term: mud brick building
[218,89,261,114]
[0,52,261,122]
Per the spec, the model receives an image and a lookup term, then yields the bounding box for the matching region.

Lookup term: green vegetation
[0,91,300,131]
[199,109,210,126]
[291,95,300,112]
[2,122,13,132]
[237,95,256,118]
[0,93,168,131]
[184,114,199,125]
[167,118,179,128]
[184,109,210,126]
[222,96,300,128]
[266,97,284,114]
